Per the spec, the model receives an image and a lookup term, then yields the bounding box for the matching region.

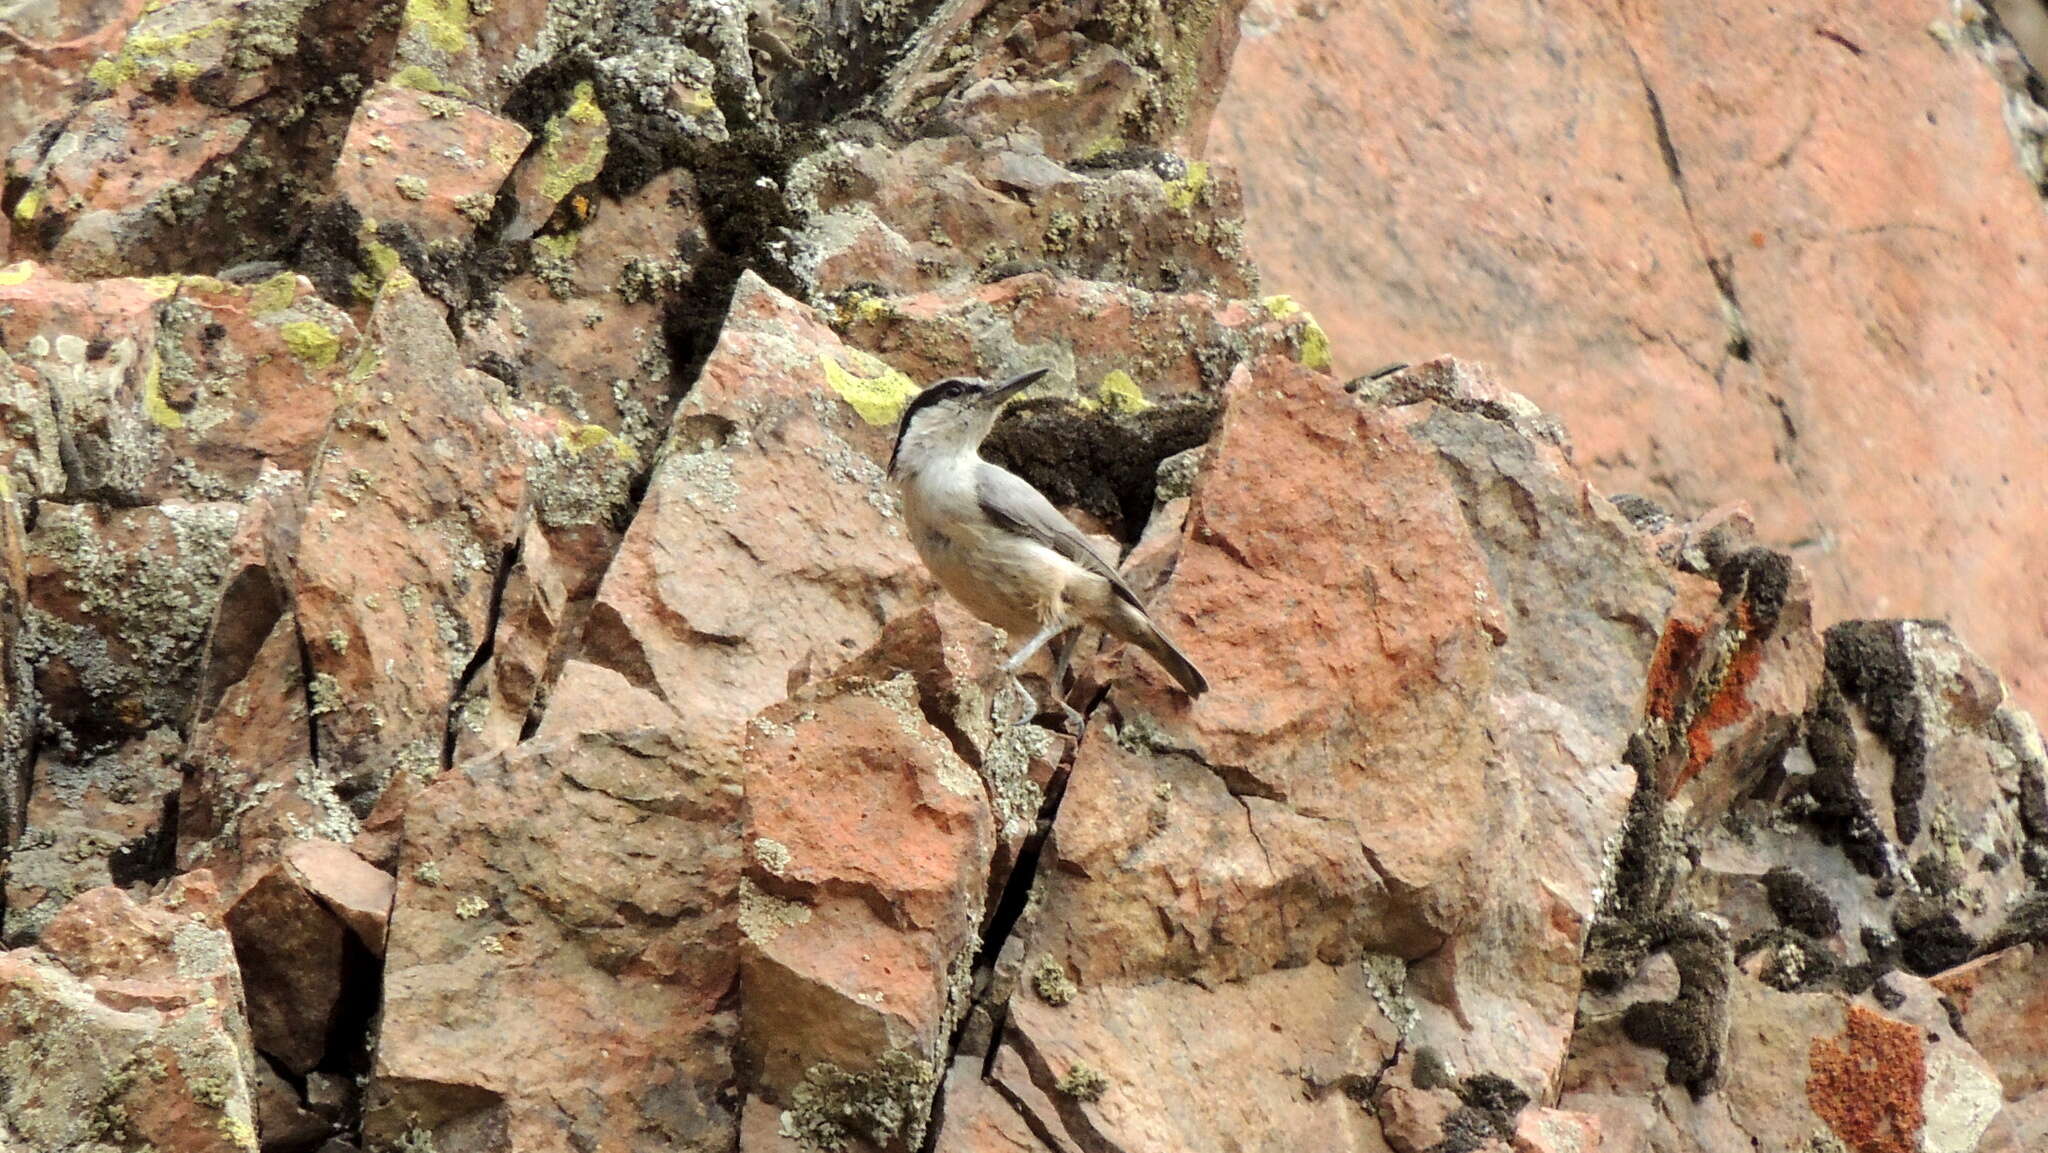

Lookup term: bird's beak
[989,368,1050,405]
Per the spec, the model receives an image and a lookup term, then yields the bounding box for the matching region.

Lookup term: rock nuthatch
[890,368,1208,724]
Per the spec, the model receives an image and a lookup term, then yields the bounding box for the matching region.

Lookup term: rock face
[1210,0,2048,722]
[1,1,2045,1152]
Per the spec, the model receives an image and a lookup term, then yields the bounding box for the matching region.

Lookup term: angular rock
[738,670,995,1149]
[369,668,743,1151]
[993,964,1399,1153]
[332,84,530,245]
[291,274,527,828]
[0,874,261,1152]
[2,729,182,946]
[1210,0,2048,719]
[557,272,928,762]
[0,264,354,504]
[789,136,1254,300]
[1933,943,2048,1103]
[226,862,350,1074]
[284,837,396,956]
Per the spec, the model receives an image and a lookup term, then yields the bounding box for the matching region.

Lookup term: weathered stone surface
[24,499,240,740]
[369,673,743,1152]
[994,964,1397,1153]
[790,136,1254,301]
[226,863,348,1075]
[332,84,529,245]
[739,668,994,1150]
[0,0,143,154]
[0,874,261,1152]
[3,729,181,946]
[284,836,395,956]
[291,275,527,829]
[1934,943,2048,1103]
[561,273,928,761]
[1212,0,2048,719]
[0,264,354,504]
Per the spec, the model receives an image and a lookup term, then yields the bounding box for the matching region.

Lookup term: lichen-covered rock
[2,729,181,946]
[0,263,355,504]
[556,272,928,763]
[0,873,261,1153]
[332,84,530,244]
[789,135,1254,301]
[290,274,527,832]
[368,673,743,1152]
[738,668,995,1149]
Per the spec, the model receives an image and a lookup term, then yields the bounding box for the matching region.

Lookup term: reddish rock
[0,0,145,153]
[333,84,530,244]
[1212,0,2048,719]
[0,264,353,504]
[1513,1108,1602,1153]
[738,669,995,1146]
[790,136,1254,300]
[463,167,708,452]
[878,0,1250,161]
[1934,944,2048,1102]
[994,964,1399,1153]
[0,874,261,1151]
[291,274,527,825]
[561,273,928,762]
[831,273,1331,407]
[369,687,743,1151]
[284,838,395,956]
[227,863,349,1075]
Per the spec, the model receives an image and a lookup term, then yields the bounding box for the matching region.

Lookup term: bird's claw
[995,676,1037,728]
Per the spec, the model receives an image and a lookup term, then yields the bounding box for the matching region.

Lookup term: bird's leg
[996,621,1067,727]
[1047,629,1085,734]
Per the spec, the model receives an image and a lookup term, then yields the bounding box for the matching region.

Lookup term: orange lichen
[1807,1005,1926,1153]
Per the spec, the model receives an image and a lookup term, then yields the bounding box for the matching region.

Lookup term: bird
[889,368,1208,727]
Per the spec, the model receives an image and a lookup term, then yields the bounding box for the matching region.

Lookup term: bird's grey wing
[975,464,1143,608]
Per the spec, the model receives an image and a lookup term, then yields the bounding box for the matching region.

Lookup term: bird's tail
[1107,601,1208,697]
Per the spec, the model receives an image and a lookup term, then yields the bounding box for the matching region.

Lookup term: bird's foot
[994,676,1037,728]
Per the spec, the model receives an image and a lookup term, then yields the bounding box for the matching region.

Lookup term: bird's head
[889,368,1049,476]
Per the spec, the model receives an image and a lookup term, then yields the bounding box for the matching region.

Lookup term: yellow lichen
[142,352,185,429]
[279,321,341,368]
[391,65,446,91]
[1163,161,1209,212]
[141,275,181,299]
[0,261,34,286]
[1297,319,1333,372]
[563,423,639,462]
[1096,370,1152,413]
[11,188,43,227]
[821,350,920,426]
[537,82,609,204]
[250,271,298,314]
[404,0,471,54]
[1261,294,1302,318]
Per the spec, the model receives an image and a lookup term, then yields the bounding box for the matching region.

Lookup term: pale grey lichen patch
[661,450,740,514]
[171,921,233,980]
[778,1047,937,1152]
[860,673,980,798]
[738,877,811,943]
[1360,951,1418,1038]
[982,721,1051,841]
[1030,955,1077,1006]
[753,836,792,876]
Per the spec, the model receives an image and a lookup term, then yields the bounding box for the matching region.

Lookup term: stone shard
[368,675,743,1152]
[0,874,261,1153]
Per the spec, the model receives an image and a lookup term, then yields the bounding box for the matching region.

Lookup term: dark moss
[1762,865,1840,938]
[1982,892,2048,954]
[1712,547,1792,637]
[1911,853,1965,897]
[1892,897,1976,976]
[1736,927,1885,995]
[1422,1107,1507,1153]
[1408,1046,1457,1092]
[287,198,373,306]
[1941,996,1969,1039]
[1794,682,1893,878]
[1825,621,1928,845]
[1872,976,1906,1011]
[1615,914,1731,1095]
[982,394,1221,538]
[1455,1073,1528,1137]
[1069,146,1183,179]
[1609,493,1674,533]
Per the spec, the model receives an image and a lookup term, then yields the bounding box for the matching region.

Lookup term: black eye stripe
[889,378,978,471]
